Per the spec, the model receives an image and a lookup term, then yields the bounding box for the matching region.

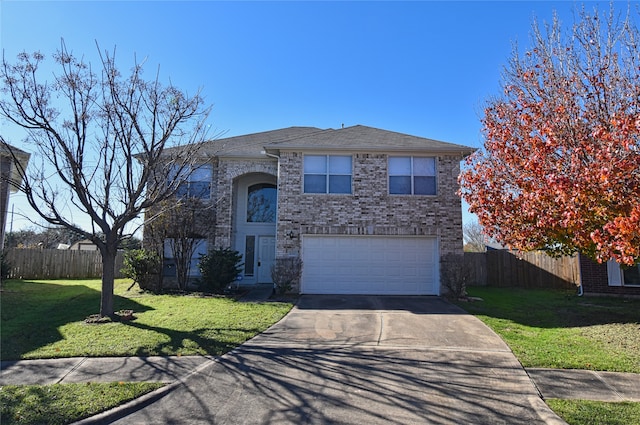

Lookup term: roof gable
[265,125,474,154]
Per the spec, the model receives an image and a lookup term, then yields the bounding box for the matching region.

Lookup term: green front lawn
[0,382,164,425]
[454,287,640,425]
[546,399,640,425]
[1,279,293,360]
[4,281,639,425]
[455,287,640,373]
[1,278,293,424]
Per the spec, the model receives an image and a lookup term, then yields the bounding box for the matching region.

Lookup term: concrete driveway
[110,296,564,425]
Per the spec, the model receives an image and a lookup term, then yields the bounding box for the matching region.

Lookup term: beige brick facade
[212,158,278,248]
[274,152,465,260]
[145,125,472,293]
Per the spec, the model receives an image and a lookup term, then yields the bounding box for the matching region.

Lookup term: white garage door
[301,236,439,295]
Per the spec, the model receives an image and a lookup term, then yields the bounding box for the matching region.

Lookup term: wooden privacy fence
[4,247,578,287]
[464,250,579,289]
[5,248,125,280]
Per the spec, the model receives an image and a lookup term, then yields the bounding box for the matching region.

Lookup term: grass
[454,287,640,373]
[454,287,640,425]
[1,279,293,360]
[1,278,292,424]
[4,282,639,425]
[0,382,164,425]
[546,399,640,425]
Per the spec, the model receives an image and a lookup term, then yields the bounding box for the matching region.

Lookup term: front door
[257,236,276,283]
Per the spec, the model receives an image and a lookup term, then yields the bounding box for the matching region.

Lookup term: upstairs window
[389,157,436,195]
[304,155,352,194]
[170,164,212,200]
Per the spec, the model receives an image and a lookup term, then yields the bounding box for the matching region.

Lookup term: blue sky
[1,0,634,232]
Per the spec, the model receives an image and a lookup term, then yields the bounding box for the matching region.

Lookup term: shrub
[197,248,243,293]
[271,257,302,294]
[121,249,162,292]
[440,253,471,299]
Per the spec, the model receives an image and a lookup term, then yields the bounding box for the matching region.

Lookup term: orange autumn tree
[459,5,640,266]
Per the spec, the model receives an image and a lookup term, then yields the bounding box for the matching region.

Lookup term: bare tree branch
[0,41,212,316]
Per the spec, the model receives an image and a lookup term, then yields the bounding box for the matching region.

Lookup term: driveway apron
[110,296,564,425]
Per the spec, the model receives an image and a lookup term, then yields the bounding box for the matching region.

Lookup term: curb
[70,301,299,424]
[70,356,219,425]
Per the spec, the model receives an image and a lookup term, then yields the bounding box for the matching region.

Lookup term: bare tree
[463,221,487,252]
[0,42,211,317]
[146,197,216,291]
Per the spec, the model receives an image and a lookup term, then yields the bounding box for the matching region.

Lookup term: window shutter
[607,260,623,286]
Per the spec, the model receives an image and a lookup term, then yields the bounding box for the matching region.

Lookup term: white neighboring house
[0,143,30,250]
[69,239,99,251]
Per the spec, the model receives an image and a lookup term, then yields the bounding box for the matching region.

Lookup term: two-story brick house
[149,125,474,295]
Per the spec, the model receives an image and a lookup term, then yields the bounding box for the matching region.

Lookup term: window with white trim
[389,157,437,195]
[244,236,256,277]
[303,155,352,194]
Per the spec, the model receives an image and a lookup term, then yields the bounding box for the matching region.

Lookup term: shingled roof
[201,127,323,157]
[201,125,474,158]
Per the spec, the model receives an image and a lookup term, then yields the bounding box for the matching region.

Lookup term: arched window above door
[247,183,277,223]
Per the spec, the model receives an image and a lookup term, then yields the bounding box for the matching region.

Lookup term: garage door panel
[353,250,370,261]
[302,236,438,295]
[370,252,386,262]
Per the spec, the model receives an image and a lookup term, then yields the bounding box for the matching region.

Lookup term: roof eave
[216,153,277,160]
[265,145,476,156]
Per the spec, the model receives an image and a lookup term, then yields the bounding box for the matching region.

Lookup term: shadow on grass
[121,320,264,357]
[457,286,640,328]
[1,280,152,360]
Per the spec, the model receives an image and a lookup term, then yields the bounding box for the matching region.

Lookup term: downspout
[263,149,281,293]
[263,151,280,160]
[263,150,281,220]
[576,253,584,296]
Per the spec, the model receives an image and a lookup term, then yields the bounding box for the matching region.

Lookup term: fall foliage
[459,5,640,265]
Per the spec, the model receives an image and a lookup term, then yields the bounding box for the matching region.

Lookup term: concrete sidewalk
[0,356,215,386]
[527,368,640,402]
[2,357,639,403]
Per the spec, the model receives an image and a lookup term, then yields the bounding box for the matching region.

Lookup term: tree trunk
[100,247,117,318]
